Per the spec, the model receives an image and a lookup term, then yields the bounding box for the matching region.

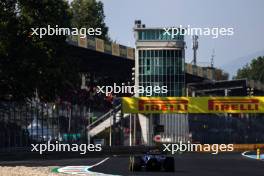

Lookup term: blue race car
[129,151,175,172]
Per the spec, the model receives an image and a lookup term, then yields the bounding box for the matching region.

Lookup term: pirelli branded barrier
[122,97,264,114]
[66,35,135,60]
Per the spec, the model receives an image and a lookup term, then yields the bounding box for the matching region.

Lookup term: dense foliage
[235,56,264,83]
[0,0,109,101]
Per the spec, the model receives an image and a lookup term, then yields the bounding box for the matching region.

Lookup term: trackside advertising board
[122,97,264,114]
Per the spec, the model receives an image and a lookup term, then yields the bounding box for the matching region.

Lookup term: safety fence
[0,101,90,152]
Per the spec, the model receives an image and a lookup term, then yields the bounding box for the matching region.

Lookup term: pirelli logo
[122,97,264,114]
[138,100,188,112]
[208,99,259,112]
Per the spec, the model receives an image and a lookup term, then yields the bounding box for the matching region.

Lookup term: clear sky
[99,0,264,69]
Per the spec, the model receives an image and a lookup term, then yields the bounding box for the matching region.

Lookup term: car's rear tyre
[163,157,175,172]
[129,156,142,172]
[146,158,161,172]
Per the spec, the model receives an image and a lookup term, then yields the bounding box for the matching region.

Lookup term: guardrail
[87,104,121,130]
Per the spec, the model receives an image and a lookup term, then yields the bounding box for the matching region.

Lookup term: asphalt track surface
[0,153,263,176]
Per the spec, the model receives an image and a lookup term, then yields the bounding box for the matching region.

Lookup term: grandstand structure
[66,32,264,93]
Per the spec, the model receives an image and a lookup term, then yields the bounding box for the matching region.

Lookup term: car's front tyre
[129,156,142,172]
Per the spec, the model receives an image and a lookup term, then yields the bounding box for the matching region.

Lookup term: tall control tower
[134,21,189,145]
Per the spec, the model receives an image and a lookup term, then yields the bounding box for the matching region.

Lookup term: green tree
[235,56,264,83]
[0,0,79,101]
[71,0,110,41]
[1,0,110,101]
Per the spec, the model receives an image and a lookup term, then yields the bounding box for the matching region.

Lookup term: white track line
[90,157,110,168]
[241,151,264,161]
[57,157,120,176]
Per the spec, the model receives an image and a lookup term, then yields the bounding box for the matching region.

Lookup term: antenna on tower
[211,49,215,68]
[192,35,198,66]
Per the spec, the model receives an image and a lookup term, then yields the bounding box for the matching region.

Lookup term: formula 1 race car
[129,151,175,172]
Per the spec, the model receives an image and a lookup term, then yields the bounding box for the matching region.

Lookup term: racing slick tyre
[146,158,161,172]
[129,156,142,172]
[163,157,175,172]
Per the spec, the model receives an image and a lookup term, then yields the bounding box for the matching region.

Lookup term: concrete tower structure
[134,21,190,145]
